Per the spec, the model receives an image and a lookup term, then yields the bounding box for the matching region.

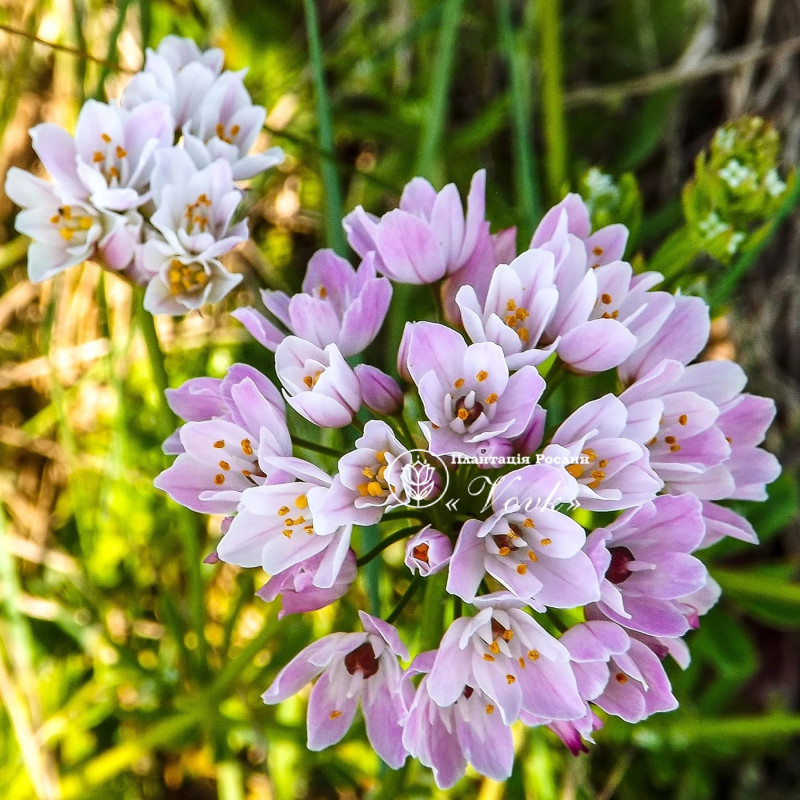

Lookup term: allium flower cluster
[157,169,779,787]
[5,36,283,314]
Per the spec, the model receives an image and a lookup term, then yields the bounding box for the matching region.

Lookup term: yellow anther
[670,443,681,453]
[282,529,292,538]
[665,435,677,445]
[506,674,516,685]
[59,228,74,241]
[454,377,465,389]
[599,459,609,468]
[615,672,628,684]
[115,145,127,158]
[528,649,539,661]
[357,483,369,497]
[486,393,498,404]
[502,629,514,641]
[516,564,527,575]
[489,641,500,653]
[330,710,342,719]
[304,525,314,535]
[457,408,469,420]
[367,481,384,497]
[518,656,526,669]
[506,298,516,311]
[679,414,688,425]
[214,474,225,485]
[540,538,552,546]
[362,466,375,479]
[476,370,488,382]
[528,550,538,562]
[601,293,612,304]
[566,463,584,478]
[93,151,104,163]
[278,506,290,516]
[303,375,314,388]
[505,314,519,328]
[483,653,495,661]
[523,518,534,528]
[101,132,112,143]
[498,546,511,556]
[592,246,604,256]
[295,494,308,509]
[485,704,494,714]
[517,328,529,342]
[515,307,529,320]
[582,448,597,461]
[375,450,387,463]
[218,460,230,471]
[241,439,253,455]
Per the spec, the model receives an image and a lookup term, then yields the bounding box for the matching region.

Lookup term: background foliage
[1,0,800,798]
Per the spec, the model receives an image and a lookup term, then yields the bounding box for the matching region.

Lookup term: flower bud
[355,364,403,415]
[404,526,452,576]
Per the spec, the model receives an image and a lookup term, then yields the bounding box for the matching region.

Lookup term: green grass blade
[303,0,347,255]
[497,0,541,238]
[414,0,464,181]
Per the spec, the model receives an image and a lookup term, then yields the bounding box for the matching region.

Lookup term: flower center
[344,641,379,678]
[357,450,391,498]
[215,122,241,144]
[91,132,128,184]
[50,205,94,243]
[606,545,635,584]
[504,298,530,343]
[455,394,483,426]
[184,192,213,235]
[276,493,313,538]
[167,258,209,296]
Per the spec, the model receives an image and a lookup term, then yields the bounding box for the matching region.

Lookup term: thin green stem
[292,437,341,458]
[386,575,423,624]
[497,0,541,235]
[93,0,131,99]
[414,0,464,179]
[540,359,567,405]
[133,292,175,430]
[418,573,448,651]
[394,413,419,450]
[357,525,421,567]
[303,0,347,255]
[538,0,568,202]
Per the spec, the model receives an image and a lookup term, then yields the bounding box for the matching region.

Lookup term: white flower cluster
[5,36,283,314]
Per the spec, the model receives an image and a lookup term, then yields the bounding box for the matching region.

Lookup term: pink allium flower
[262,611,410,768]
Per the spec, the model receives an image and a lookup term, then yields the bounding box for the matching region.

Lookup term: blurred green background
[1,0,800,797]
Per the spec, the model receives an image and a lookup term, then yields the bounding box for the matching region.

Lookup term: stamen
[592,246,604,256]
[600,293,612,304]
[329,711,342,719]
[93,151,104,163]
[615,672,628,684]
[506,674,516,684]
[483,653,495,661]
[213,440,225,448]
[218,460,230,471]
[523,518,534,528]
[670,443,681,452]
[412,543,429,563]
[214,474,225,485]
[485,393,498,404]
[516,564,527,575]
[101,132,112,143]
[540,538,552,546]
[528,550,538,562]
[454,377,465,389]
[528,649,539,661]
[506,299,516,311]
[665,435,677,444]
[566,463,584,478]
[476,370,488,382]
[485,704,494,714]
[278,506,290,516]
[282,529,292,538]
[115,145,127,158]
[679,414,688,425]
[295,495,308,509]
[241,439,254,455]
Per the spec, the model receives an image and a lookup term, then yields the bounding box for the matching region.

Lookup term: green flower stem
[414,0,464,180]
[386,574,424,624]
[538,0,568,202]
[133,294,208,674]
[357,526,421,567]
[632,713,800,746]
[292,437,341,458]
[497,0,541,235]
[418,572,448,651]
[217,761,245,800]
[540,359,568,405]
[303,0,347,256]
[395,412,420,450]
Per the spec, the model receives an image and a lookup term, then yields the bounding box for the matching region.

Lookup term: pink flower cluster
[5,36,283,314]
[157,170,778,787]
